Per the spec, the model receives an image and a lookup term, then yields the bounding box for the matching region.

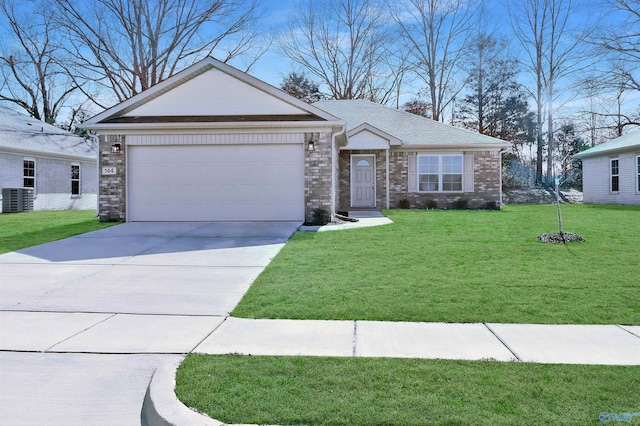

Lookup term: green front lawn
[177,355,640,426]
[0,210,117,254]
[234,204,640,324]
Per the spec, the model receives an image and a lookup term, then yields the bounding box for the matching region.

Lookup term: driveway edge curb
[142,355,221,426]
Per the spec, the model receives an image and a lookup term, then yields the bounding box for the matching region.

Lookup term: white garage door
[127,144,304,221]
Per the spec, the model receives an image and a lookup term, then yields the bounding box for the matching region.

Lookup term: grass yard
[176,355,640,426]
[233,204,640,324]
[0,210,117,254]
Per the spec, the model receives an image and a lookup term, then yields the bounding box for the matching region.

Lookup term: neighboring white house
[573,131,640,206]
[0,106,98,212]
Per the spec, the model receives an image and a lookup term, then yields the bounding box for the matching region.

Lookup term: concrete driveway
[0,221,299,425]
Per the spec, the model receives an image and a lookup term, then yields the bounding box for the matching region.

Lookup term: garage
[83,57,342,223]
[127,142,305,222]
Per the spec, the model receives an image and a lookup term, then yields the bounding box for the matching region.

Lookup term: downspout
[386,148,390,209]
[331,125,346,220]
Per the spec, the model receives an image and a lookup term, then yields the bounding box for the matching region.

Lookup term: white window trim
[71,162,81,196]
[23,157,36,193]
[417,154,464,193]
[610,158,620,193]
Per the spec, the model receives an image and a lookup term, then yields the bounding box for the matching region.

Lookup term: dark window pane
[71,180,80,195]
[612,176,619,192]
[443,174,462,191]
[419,174,439,191]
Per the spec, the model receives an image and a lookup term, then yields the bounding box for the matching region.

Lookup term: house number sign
[102,167,117,175]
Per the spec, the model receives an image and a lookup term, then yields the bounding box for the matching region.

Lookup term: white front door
[351,155,375,208]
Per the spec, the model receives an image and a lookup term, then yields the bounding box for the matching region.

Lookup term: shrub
[306,208,331,226]
[485,201,499,210]
[425,199,438,210]
[453,199,469,210]
[397,199,411,209]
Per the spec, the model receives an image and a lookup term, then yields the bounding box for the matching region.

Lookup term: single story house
[314,99,510,212]
[0,106,98,213]
[573,131,640,205]
[82,57,510,223]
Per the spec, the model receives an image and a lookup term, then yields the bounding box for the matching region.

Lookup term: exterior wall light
[111,143,122,153]
[307,140,315,152]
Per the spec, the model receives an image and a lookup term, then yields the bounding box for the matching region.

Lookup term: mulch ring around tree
[537,232,585,243]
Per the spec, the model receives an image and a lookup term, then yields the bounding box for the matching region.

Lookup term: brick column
[98,135,126,221]
[304,132,333,224]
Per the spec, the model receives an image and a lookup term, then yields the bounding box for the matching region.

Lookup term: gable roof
[313,100,510,149]
[573,130,640,159]
[0,106,96,161]
[83,57,342,131]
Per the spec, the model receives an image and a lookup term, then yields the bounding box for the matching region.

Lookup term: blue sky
[246,0,634,127]
[248,0,605,89]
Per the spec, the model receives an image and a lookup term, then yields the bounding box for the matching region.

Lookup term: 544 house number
[102,167,117,175]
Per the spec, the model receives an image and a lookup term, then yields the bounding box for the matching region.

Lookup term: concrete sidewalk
[144,317,640,426]
[2,312,638,363]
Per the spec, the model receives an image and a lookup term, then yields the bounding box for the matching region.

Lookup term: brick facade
[304,131,336,223]
[98,135,126,221]
[339,149,503,211]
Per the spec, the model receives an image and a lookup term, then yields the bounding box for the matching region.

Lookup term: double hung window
[418,155,463,192]
[71,164,80,195]
[611,159,619,192]
[23,159,35,189]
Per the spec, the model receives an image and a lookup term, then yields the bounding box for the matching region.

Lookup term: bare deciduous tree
[278,0,403,104]
[599,0,640,92]
[0,0,79,123]
[53,0,266,108]
[391,0,481,122]
[587,0,640,134]
[510,0,593,185]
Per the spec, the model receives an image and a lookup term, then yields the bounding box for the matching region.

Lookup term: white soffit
[123,69,307,117]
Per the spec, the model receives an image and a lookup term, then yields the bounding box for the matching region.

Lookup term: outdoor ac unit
[1,188,34,213]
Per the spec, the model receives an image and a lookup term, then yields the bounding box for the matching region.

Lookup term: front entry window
[356,159,371,167]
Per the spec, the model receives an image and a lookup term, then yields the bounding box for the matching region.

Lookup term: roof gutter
[0,146,96,162]
[81,121,339,133]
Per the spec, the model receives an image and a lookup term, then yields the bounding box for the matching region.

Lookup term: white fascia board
[0,147,97,162]
[573,146,640,160]
[83,120,343,134]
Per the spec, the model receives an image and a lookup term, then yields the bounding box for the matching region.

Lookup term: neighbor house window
[71,164,80,195]
[611,159,619,192]
[23,158,35,189]
[418,155,463,192]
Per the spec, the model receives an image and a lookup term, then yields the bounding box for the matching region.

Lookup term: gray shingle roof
[313,99,510,148]
[0,106,96,160]
[573,130,640,159]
